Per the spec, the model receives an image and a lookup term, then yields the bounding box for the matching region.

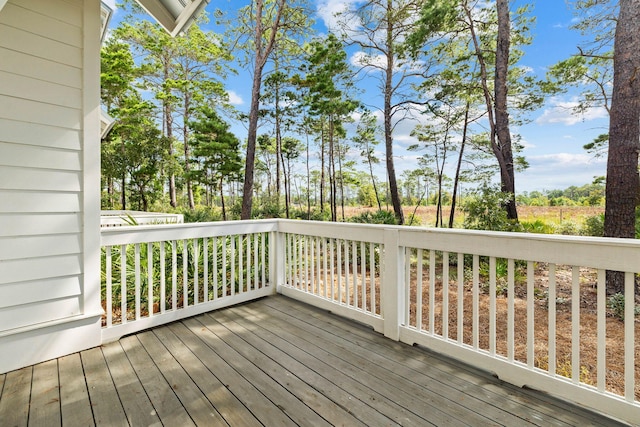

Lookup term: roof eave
[135,0,210,37]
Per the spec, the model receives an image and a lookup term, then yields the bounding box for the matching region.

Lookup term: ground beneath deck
[0,295,624,426]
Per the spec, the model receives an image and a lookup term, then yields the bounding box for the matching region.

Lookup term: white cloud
[536,97,608,125]
[227,90,244,106]
[316,0,360,32]
[350,51,386,70]
[530,152,602,166]
[517,152,606,191]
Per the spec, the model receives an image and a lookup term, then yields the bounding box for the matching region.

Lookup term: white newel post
[382,228,404,341]
[271,229,285,294]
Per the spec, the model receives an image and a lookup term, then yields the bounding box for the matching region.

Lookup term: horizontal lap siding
[0,0,84,332]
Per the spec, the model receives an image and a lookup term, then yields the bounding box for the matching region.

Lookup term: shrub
[607,293,640,321]
[349,209,397,225]
[520,219,554,234]
[554,220,580,236]
[182,206,222,223]
[582,214,604,237]
[462,185,521,232]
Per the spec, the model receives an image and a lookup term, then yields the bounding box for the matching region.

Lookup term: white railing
[101,219,639,425]
[276,220,639,425]
[100,220,277,342]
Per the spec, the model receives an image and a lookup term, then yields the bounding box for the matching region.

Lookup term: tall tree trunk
[465,0,517,221]
[121,174,126,210]
[604,0,640,294]
[282,153,290,218]
[306,126,311,219]
[140,185,148,211]
[494,0,517,221]
[242,64,265,219]
[240,0,285,220]
[385,0,403,224]
[337,139,345,221]
[449,100,471,228]
[320,120,326,214]
[220,177,227,221]
[162,60,177,209]
[329,119,337,221]
[108,178,115,208]
[275,76,282,210]
[183,94,195,210]
[367,149,382,210]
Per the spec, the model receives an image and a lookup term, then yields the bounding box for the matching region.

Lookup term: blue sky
[106,0,609,193]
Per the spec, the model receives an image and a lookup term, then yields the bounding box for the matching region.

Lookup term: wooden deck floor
[0,295,625,426]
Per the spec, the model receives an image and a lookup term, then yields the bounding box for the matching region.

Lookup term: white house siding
[0,0,102,373]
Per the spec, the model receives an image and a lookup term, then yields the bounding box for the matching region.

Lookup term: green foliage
[554,220,580,236]
[189,107,243,219]
[349,210,397,225]
[477,258,526,296]
[607,293,640,321]
[582,214,605,237]
[520,219,555,234]
[182,207,223,223]
[289,208,331,221]
[462,186,521,232]
[253,201,284,219]
[583,133,609,158]
[102,234,270,319]
[404,0,460,58]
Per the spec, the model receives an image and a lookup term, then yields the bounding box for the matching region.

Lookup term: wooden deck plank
[185,316,333,427]
[0,366,32,427]
[216,310,412,425]
[81,347,128,426]
[28,359,61,427]
[1,295,627,427]
[169,321,299,427]
[58,353,94,427]
[261,296,618,427]
[216,306,439,426]
[136,330,228,426]
[119,334,195,426]
[259,297,581,425]
[100,341,162,427]
[151,325,262,427]
[229,302,495,426]
[199,312,365,427]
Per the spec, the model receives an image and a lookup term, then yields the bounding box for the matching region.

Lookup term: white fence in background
[100,210,184,227]
[101,219,640,425]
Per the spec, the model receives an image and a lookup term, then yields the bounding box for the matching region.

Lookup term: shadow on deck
[0,295,626,426]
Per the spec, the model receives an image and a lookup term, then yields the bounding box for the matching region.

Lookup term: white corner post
[270,225,285,295]
[84,0,103,319]
[382,228,404,341]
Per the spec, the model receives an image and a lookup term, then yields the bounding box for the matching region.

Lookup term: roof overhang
[100,2,113,43]
[101,110,115,140]
[134,0,210,37]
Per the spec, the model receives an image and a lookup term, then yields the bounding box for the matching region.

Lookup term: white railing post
[382,228,404,341]
[270,226,285,294]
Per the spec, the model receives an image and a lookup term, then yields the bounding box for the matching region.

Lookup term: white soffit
[100,109,115,140]
[135,0,210,37]
[100,2,113,43]
[0,0,8,14]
